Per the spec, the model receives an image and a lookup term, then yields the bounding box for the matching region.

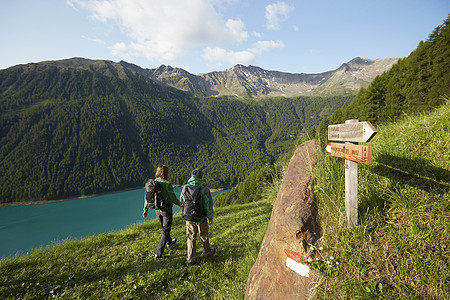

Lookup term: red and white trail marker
[326,143,332,155]
[284,249,310,277]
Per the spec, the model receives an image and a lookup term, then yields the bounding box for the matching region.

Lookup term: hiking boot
[185,260,195,267]
[167,238,177,250]
[204,247,216,259]
[154,254,166,261]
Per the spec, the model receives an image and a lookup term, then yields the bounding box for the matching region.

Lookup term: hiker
[180,168,215,267]
[143,165,181,260]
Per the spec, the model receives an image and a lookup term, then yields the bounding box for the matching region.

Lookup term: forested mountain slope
[0,60,349,203]
[307,16,450,143]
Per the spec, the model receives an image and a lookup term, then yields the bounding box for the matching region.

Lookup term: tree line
[0,60,350,203]
[217,16,450,210]
[301,16,450,146]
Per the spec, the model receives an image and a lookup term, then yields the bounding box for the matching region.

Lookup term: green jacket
[180,175,214,223]
[143,177,181,213]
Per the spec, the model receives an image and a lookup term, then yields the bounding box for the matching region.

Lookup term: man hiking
[180,168,215,267]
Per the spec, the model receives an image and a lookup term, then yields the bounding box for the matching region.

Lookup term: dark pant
[155,208,173,257]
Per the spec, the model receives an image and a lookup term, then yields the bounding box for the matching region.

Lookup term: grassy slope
[1,101,448,299]
[0,199,274,299]
[310,100,449,299]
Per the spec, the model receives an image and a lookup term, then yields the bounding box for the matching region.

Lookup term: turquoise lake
[0,187,227,258]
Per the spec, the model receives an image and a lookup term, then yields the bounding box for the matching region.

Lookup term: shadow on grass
[2,200,272,298]
[357,153,449,223]
[373,153,449,195]
[3,248,193,298]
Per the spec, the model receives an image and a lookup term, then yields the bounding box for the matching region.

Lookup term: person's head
[155,165,169,180]
[191,168,203,179]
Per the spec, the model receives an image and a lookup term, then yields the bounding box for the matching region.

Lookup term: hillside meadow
[1,17,448,299]
[0,199,274,299]
[309,100,449,299]
[1,100,448,299]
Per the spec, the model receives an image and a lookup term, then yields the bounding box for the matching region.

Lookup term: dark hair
[155,165,169,180]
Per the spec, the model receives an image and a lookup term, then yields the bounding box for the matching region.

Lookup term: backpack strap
[157,179,172,208]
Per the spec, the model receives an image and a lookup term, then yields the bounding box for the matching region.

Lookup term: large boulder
[245,139,321,299]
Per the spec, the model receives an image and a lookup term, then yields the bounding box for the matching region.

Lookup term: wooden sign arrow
[328,121,377,143]
[326,142,373,164]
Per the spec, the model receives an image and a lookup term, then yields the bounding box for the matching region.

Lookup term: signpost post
[327,119,377,227]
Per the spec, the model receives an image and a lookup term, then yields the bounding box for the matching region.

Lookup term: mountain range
[123,56,398,97]
[9,56,397,98]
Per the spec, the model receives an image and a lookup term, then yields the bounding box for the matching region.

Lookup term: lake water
[0,187,227,258]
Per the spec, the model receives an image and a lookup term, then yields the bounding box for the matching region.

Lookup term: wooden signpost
[326,143,372,165]
[327,120,377,227]
[328,121,377,143]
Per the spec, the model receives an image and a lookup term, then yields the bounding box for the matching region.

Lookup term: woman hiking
[143,165,181,260]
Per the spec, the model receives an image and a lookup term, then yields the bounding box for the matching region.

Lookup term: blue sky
[1,0,448,74]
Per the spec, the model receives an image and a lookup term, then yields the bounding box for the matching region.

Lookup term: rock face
[245,139,321,300]
[312,57,398,96]
[199,64,334,97]
[15,57,397,98]
[143,57,397,97]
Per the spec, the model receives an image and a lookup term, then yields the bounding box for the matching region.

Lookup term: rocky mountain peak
[13,56,397,98]
[153,57,398,97]
[185,57,398,97]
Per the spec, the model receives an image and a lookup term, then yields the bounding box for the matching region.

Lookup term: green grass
[309,100,449,299]
[1,101,448,299]
[0,199,273,299]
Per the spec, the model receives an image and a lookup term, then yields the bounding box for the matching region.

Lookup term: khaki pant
[186,220,211,264]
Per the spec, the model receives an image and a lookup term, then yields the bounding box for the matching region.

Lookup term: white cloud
[69,0,249,63]
[252,31,263,38]
[250,40,285,54]
[203,47,255,65]
[265,1,294,30]
[203,40,284,65]
[81,35,104,44]
[66,0,78,10]
[110,42,133,61]
[225,19,249,43]
[110,42,128,55]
